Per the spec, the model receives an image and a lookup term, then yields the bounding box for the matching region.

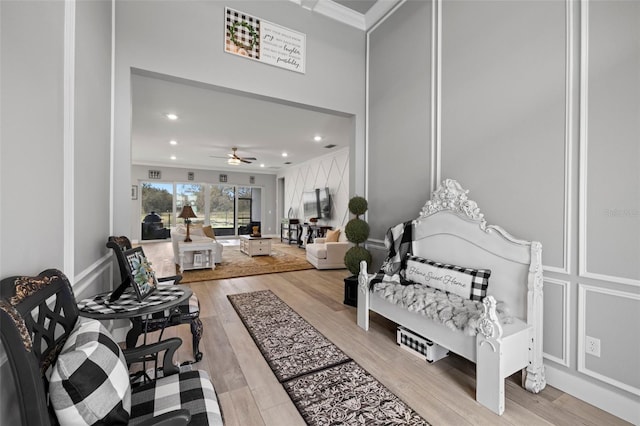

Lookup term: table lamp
[178,205,197,242]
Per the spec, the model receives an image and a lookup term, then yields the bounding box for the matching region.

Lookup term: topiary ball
[348,196,368,216]
[345,218,369,244]
[344,246,372,276]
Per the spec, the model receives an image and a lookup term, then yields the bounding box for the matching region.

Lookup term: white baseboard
[545,363,640,425]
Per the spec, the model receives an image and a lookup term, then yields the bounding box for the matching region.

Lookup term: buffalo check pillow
[405,254,491,301]
[50,318,131,425]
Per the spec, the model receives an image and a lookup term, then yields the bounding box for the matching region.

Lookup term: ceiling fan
[210,147,257,164]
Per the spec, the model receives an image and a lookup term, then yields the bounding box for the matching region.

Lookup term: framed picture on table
[123,247,158,301]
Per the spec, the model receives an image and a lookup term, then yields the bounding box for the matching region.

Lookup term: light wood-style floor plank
[139,241,631,426]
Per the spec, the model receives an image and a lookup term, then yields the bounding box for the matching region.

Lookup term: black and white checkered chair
[0,269,223,426]
[107,236,203,362]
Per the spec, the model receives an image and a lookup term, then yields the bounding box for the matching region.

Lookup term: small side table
[78,286,194,380]
[78,285,191,321]
[178,240,216,271]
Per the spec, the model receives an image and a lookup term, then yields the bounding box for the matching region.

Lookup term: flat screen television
[302,190,319,219]
[302,188,331,220]
[317,188,331,219]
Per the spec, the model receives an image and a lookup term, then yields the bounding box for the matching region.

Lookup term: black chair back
[0,269,78,426]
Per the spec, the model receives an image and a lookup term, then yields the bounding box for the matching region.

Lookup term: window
[209,185,235,236]
[140,182,174,226]
[237,186,253,232]
[176,183,204,224]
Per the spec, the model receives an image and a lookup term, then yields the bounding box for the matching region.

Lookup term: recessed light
[165,113,178,120]
[260,163,265,168]
[169,140,178,145]
[282,152,288,157]
[314,135,322,142]
[170,155,177,160]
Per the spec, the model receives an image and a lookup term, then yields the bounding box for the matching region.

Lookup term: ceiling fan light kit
[210,147,258,165]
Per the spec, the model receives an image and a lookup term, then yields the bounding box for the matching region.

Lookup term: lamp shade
[227,157,241,165]
[178,205,197,219]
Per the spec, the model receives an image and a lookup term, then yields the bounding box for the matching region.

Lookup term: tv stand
[280,220,300,245]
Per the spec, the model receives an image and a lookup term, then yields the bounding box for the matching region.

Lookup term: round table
[77,285,191,320]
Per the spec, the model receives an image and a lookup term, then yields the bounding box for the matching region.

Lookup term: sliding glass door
[209,185,235,236]
[140,182,174,240]
[139,182,261,237]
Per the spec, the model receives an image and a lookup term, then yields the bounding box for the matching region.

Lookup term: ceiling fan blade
[209,155,229,159]
[242,157,257,161]
[241,158,252,164]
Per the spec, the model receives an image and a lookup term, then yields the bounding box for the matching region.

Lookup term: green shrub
[344,195,372,276]
[344,246,372,276]
[348,196,368,216]
[344,218,369,244]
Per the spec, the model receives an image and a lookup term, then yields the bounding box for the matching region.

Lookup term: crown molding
[291,0,400,31]
[312,0,366,30]
[364,0,401,30]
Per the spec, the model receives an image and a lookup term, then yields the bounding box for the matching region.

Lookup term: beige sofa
[171,224,224,264]
[305,237,350,269]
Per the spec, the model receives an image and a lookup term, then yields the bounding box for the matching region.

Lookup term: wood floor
[141,241,630,426]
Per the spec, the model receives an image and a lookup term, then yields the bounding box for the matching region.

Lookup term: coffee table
[239,235,272,257]
[178,240,217,271]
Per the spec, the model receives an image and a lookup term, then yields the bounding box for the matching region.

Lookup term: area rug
[178,243,313,283]
[228,290,430,425]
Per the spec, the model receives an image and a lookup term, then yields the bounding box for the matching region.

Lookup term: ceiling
[131,72,354,173]
[131,1,395,174]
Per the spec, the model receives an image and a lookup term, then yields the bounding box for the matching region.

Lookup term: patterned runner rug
[227,290,430,425]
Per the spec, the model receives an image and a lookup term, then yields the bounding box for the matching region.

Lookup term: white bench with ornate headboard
[357,179,546,415]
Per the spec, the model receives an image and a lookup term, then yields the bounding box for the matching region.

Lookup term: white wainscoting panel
[542,278,570,367]
[577,283,640,396]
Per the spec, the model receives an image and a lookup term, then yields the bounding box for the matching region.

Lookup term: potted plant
[343,196,372,306]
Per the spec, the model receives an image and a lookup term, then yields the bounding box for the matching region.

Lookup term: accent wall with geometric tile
[277,148,350,237]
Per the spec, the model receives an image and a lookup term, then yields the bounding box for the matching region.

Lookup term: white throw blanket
[372,281,512,336]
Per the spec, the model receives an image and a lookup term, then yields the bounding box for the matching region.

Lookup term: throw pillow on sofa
[202,225,216,239]
[325,229,340,242]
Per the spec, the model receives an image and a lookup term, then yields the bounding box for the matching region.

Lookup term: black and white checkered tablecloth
[78,286,185,315]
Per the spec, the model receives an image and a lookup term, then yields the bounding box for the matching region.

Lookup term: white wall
[277,147,350,237]
[114,1,366,241]
[0,1,114,424]
[1,0,66,276]
[366,1,640,423]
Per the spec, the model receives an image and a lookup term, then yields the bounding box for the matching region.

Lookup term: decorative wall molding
[109,0,116,236]
[542,278,571,367]
[73,253,113,300]
[539,0,574,275]
[430,0,442,194]
[578,0,590,283]
[547,0,576,276]
[365,0,407,203]
[64,0,76,279]
[577,283,640,396]
[577,0,640,287]
[545,363,640,425]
